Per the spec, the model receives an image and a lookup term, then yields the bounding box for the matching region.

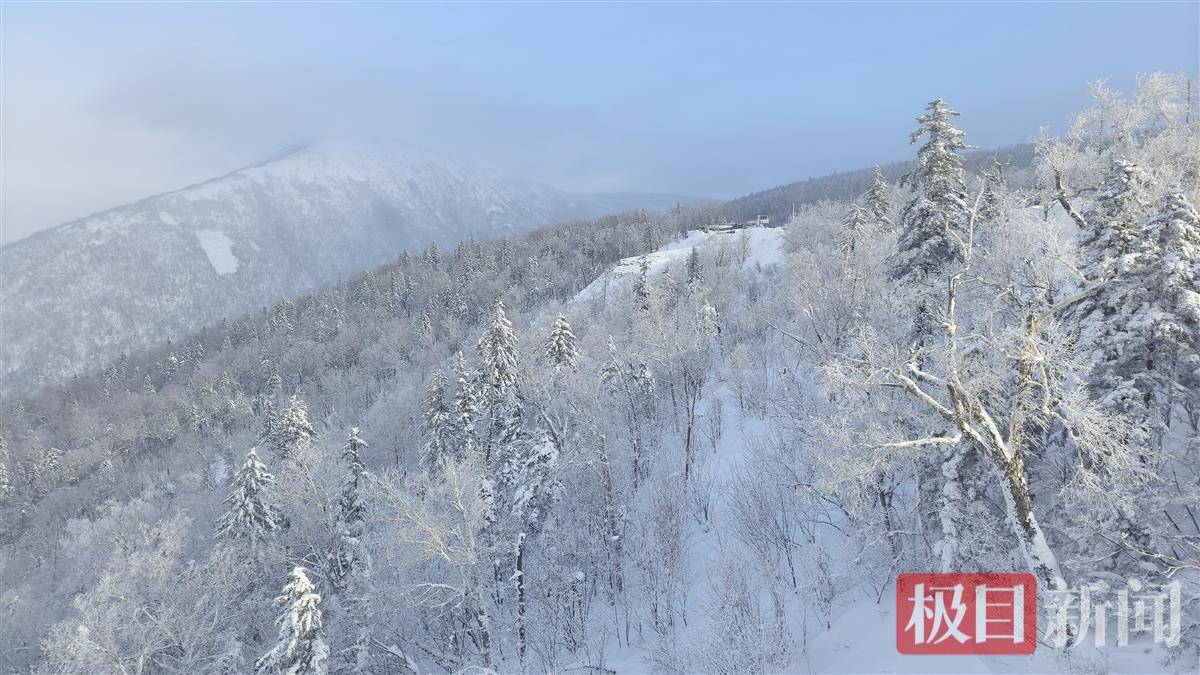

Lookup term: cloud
[3,64,713,242]
[4,61,908,243]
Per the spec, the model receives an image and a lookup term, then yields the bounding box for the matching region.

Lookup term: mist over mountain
[0,143,700,393]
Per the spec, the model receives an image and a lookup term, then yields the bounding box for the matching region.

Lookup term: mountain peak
[0,148,682,393]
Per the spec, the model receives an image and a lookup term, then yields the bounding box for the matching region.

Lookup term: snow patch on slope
[159,212,178,226]
[573,226,785,305]
[194,230,239,275]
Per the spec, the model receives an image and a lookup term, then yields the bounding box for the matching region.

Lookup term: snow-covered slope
[0,143,695,393]
[572,225,1183,674]
[573,225,785,305]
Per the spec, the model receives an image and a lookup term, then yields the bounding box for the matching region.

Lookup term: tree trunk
[466,585,491,668]
[514,532,527,664]
[998,453,1067,591]
[936,445,965,572]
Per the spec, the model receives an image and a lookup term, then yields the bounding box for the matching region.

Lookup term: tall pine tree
[421,370,454,471]
[328,428,369,591]
[1083,189,1200,433]
[215,448,284,553]
[891,98,970,282]
[864,165,895,233]
[477,301,522,467]
[1074,160,1156,418]
[632,257,652,311]
[685,247,703,285]
[544,313,580,370]
[269,395,316,463]
[838,202,870,256]
[452,351,481,461]
[255,566,329,675]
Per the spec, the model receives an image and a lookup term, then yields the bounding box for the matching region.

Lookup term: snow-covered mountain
[0,143,696,393]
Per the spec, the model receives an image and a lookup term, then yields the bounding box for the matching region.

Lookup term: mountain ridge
[0,143,701,394]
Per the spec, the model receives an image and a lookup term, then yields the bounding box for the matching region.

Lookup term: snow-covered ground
[194,229,239,275]
[573,226,785,306]
[571,226,1188,674]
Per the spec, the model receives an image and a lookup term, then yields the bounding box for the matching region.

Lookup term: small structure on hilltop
[702,214,773,234]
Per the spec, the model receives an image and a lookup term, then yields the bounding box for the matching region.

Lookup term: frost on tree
[686,246,703,285]
[269,395,316,462]
[633,256,652,310]
[1137,192,1200,395]
[1073,161,1157,418]
[478,301,519,402]
[543,313,580,370]
[215,447,284,553]
[477,300,521,465]
[891,98,970,283]
[328,428,369,591]
[1080,187,1200,440]
[1078,159,1154,282]
[421,369,454,471]
[256,566,330,675]
[452,351,481,460]
[864,166,895,233]
[506,430,562,530]
[838,202,870,257]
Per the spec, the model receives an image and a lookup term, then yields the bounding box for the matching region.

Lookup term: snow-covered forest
[1,75,1198,674]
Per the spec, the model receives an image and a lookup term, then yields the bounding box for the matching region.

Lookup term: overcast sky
[3,1,1197,244]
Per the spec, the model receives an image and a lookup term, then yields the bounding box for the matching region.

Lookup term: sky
[2,1,1197,243]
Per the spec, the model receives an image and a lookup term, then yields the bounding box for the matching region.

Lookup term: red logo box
[896,573,1037,655]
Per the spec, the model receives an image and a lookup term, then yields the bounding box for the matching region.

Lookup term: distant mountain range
[724,143,1035,223]
[0,143,701,393]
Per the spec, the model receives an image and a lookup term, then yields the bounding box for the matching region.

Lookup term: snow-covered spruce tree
[452,351,481,460]
[269,395,316,463]
[633,256,652,311]
[890,98,970,283]
[417,306,435,349]
[270,298,299,337]
[838,202,870,257]
[1067,190,1200,578]
[978,158,1007,225]
[685,246,703,285]
[507,431,562,532]
[328,428,369,591]
[543,313,580,371]
[864,165,895,233]
[1078,159,1154,282]
[421,369,454,471]
[1133,192,1200,399]
[215,447,284,554]
[1088,187,1200,434]
[256,566,329,675]
[477,300,521,466]
[1072,160,1160,424]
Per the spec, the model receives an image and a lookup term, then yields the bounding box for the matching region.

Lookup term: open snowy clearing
[573,226,785,306]
[194,229,239,275]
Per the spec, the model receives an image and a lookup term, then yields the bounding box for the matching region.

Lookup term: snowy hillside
[0,143,696,394]
[574,226,785,305]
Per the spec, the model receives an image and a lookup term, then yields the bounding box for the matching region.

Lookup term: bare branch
[879,434,963,450]
[1053,169,1088,230]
